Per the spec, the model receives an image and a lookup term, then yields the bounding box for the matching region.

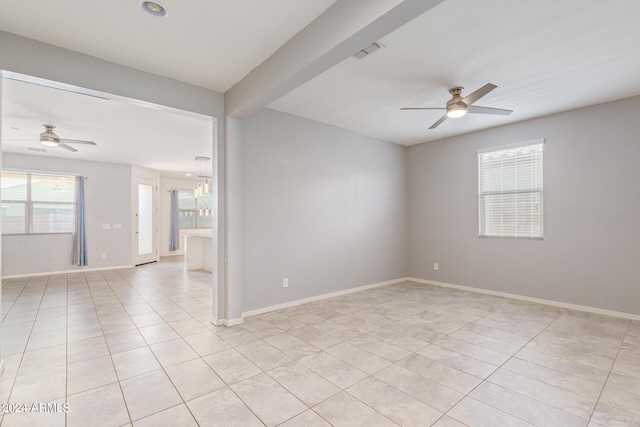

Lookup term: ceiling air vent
[353,42,385,60]
[28,147,47,153]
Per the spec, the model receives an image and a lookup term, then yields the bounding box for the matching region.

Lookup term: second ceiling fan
[401,83,513,129]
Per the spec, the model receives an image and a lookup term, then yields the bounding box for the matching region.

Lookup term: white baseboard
[409,277,640,321]
[210,316,244,327]
[2,264,135,279]
[243,277,407,319]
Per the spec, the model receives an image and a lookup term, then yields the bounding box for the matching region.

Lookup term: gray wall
[408,96,640,315]
[2,153,133,276]
[241,108,408,312]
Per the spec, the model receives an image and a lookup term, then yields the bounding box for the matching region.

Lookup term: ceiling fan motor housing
[40,125,60,146]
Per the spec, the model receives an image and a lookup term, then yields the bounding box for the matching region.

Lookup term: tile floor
[1,257,639,426]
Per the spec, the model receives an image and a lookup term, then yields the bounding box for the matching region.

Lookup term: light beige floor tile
[10,366,66,403]
[515,347,609,384]
[288,325,343,349]
[524,338,616,371]
[211,325,260,347]
[165,358,226,401]
[267,361,340,406]
[67,335,110,364]
[111,346,162,380]
[18,344,66,376]
[138,323,180,344]
[417,345,497,379]
[168,318,209,336]
[299,351,368,389]
[487,368,596,419]
[186,387,264,427]
[447,397,534,427]
[611,358,640,380]
[374,364,463,413]
[367,327,430,352]
[67,355,118,395]
[312,321,362,341]
[449,329,522,355]
[133,404,198,427]
[120,370,183,421]
[24,327,67,351]
[462,322,532,346]
[347,334,411,362]
[434,336,511,366]
[100,317,137,335]
[599,386,640,416]
[325,342,392,374]
[202,348,262,385]
[67,383,130,427]
[183,331,231,356]
[150,338,199,367]
[590,402,640,427]
[240,318,285,338]
[471,381,589,427]
[278,410,332,427]
[264,333,319,359]
[347,377,442,427]
[331,314,380,333]
[231,373,307,426]
[397,353,482,394]
[235,339,294,371]
[314,392,398,427]
[501,357,603,400]
[431,415,469,427]
[105,329,147,354]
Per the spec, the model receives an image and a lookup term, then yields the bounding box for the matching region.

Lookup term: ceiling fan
[401,83,512,129]
[11,124,97,152]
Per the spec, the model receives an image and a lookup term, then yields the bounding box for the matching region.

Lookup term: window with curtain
[1,171,76,235]
[478,139,544,239]
[178,190,212,229]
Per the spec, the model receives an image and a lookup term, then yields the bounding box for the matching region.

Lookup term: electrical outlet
[101,253,106,259]
[434,263,439,271]
[283,278,289,288]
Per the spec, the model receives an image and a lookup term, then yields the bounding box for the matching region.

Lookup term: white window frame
[1,170,77,235]
[477,138,544,239]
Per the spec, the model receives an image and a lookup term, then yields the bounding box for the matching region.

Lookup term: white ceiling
[2,0,640,173]
[2,78,214,178]
[270,0,640,145]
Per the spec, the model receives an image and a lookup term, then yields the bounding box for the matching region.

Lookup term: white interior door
[134,177,157,265]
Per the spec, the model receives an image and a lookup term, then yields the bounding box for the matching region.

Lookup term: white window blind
[478,139,544,239]
[1,171,76,234]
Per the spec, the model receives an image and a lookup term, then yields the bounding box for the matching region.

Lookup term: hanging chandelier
[194,156,212,199]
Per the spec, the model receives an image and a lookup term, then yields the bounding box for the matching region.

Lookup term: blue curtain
[72,176,88,266]
[169,190,179,251]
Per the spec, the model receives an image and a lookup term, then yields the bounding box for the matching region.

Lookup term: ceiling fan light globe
[40,137,59,147]
[446,108,467,119]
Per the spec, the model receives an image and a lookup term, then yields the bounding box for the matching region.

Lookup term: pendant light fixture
[194,156,212,199]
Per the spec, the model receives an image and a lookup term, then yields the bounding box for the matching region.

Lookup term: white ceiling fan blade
[10,126,39,137]
[467,105,513,115]
[429,114,448,129]
[461,83,497,106]
[59,138,97,145]
[58,142,78,152]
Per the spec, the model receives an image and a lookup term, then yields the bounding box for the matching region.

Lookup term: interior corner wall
[241,108,408,312]
[2,153,133,276]
[407,95,640,315]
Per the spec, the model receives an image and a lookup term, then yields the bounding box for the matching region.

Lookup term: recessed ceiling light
[185,173,192,177]
[140,1,168,17]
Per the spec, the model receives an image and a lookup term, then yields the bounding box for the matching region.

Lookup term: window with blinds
[478,139,544,239]
[177,190,212,229]
[1,171,76,234]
